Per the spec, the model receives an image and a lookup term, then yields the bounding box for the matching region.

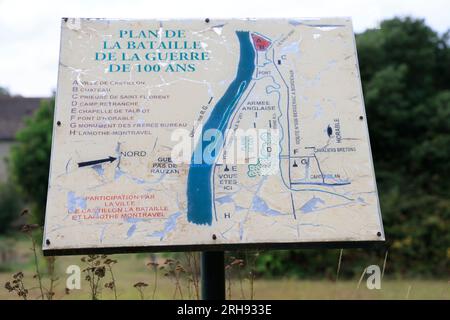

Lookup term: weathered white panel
[43,18,384,253]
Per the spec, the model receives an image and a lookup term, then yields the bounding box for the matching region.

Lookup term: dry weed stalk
[4,271,29,300]
[45,256,58,300]
[133,282,148,300]
[245,251,259,300]
[147,261,159,299]
[183,252,200,299]
[81,255,108,300]
[104,258,118,299]
[161,258,186,299]
[225,256,245,300]
[21,222,45,299]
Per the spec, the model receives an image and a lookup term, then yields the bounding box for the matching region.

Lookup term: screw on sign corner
[46,239,51,246]
[212,234,217,240]
[359,115,364,120]
[56,121,61,127]
[205,18,210,23]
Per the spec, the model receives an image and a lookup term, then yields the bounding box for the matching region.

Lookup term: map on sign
[43,18,384,254]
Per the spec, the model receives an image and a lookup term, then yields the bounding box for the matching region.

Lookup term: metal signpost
[43,18,384,300]
[201,251,225,300]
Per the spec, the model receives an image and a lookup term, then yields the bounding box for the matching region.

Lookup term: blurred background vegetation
[0,17,449,282]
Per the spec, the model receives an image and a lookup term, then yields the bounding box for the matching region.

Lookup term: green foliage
[0,182,22,234]
[9,98,54,226]
[358,17,450,277]
[255,250,342,279]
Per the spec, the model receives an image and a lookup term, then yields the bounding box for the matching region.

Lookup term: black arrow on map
[78,156,117,168]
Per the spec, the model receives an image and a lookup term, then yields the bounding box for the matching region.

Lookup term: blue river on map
[187,31,255,225]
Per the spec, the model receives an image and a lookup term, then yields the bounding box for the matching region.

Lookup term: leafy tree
[356,17,450,276]
[9,98,54,225]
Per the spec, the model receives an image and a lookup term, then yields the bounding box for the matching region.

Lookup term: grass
[1,271,448,300]
[0,236,448,300]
